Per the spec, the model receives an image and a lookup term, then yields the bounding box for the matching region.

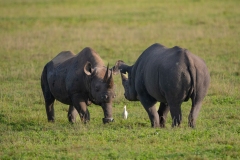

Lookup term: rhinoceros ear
[84,61,93,76]
[111,60,128,75]
[113,60,131,74]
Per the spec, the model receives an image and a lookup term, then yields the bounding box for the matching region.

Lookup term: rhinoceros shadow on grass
[41,47,115,124]
[113,43,210,128]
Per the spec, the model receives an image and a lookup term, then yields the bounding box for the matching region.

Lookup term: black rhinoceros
[113,43,210,128]
[41,47,115,124]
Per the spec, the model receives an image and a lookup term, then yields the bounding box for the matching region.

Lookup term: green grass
[0,0,240,159]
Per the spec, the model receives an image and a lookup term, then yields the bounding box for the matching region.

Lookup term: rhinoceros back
[52,51,75,68]
[45,48,106,105]
[132,43,202,103]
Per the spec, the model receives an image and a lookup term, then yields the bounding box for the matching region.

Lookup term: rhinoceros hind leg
[188,101,202,128]
[42,83,55,122]
[44,93,55,122]
[158,102,170,128]
[168,102,182,127]
[188,78,209,128]
[41,64,55,122]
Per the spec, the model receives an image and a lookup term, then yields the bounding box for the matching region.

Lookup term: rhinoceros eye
[95,86,100,92]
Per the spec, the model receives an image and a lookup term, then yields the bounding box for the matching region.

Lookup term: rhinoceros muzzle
[102,118,114,124]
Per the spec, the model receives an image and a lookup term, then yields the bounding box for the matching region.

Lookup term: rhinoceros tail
[185,49,210,105]
[184,50,210,127]
[185,50,196,102]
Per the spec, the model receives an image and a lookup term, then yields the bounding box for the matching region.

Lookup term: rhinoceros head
[84,62,115,123]
[112,60,138,101]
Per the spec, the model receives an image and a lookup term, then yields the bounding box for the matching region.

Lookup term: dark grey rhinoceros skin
[41,47,115,124]
[113,43,210,128]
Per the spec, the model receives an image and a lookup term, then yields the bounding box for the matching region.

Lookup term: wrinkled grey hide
[41,47,115,124]
[113,43,210,128]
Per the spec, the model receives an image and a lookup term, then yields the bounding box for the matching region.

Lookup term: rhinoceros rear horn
[109,68,113,81]
[104,63,109,82]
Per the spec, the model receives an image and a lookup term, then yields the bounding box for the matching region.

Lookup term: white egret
[123,105,128,119]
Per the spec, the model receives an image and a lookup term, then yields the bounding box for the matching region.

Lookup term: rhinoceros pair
[41,43,210,128]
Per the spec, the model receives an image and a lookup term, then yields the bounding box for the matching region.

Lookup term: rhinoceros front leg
[68,105,90,123]
[68,105,78,123]
[71,94,90,123]
[158,102,170,128]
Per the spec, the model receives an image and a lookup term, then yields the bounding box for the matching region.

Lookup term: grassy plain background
[0,0,240,159]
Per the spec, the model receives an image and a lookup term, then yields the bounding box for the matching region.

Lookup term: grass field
[0,0,240,159]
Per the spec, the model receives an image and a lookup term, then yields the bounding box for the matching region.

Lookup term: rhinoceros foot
[102,118,114,124]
